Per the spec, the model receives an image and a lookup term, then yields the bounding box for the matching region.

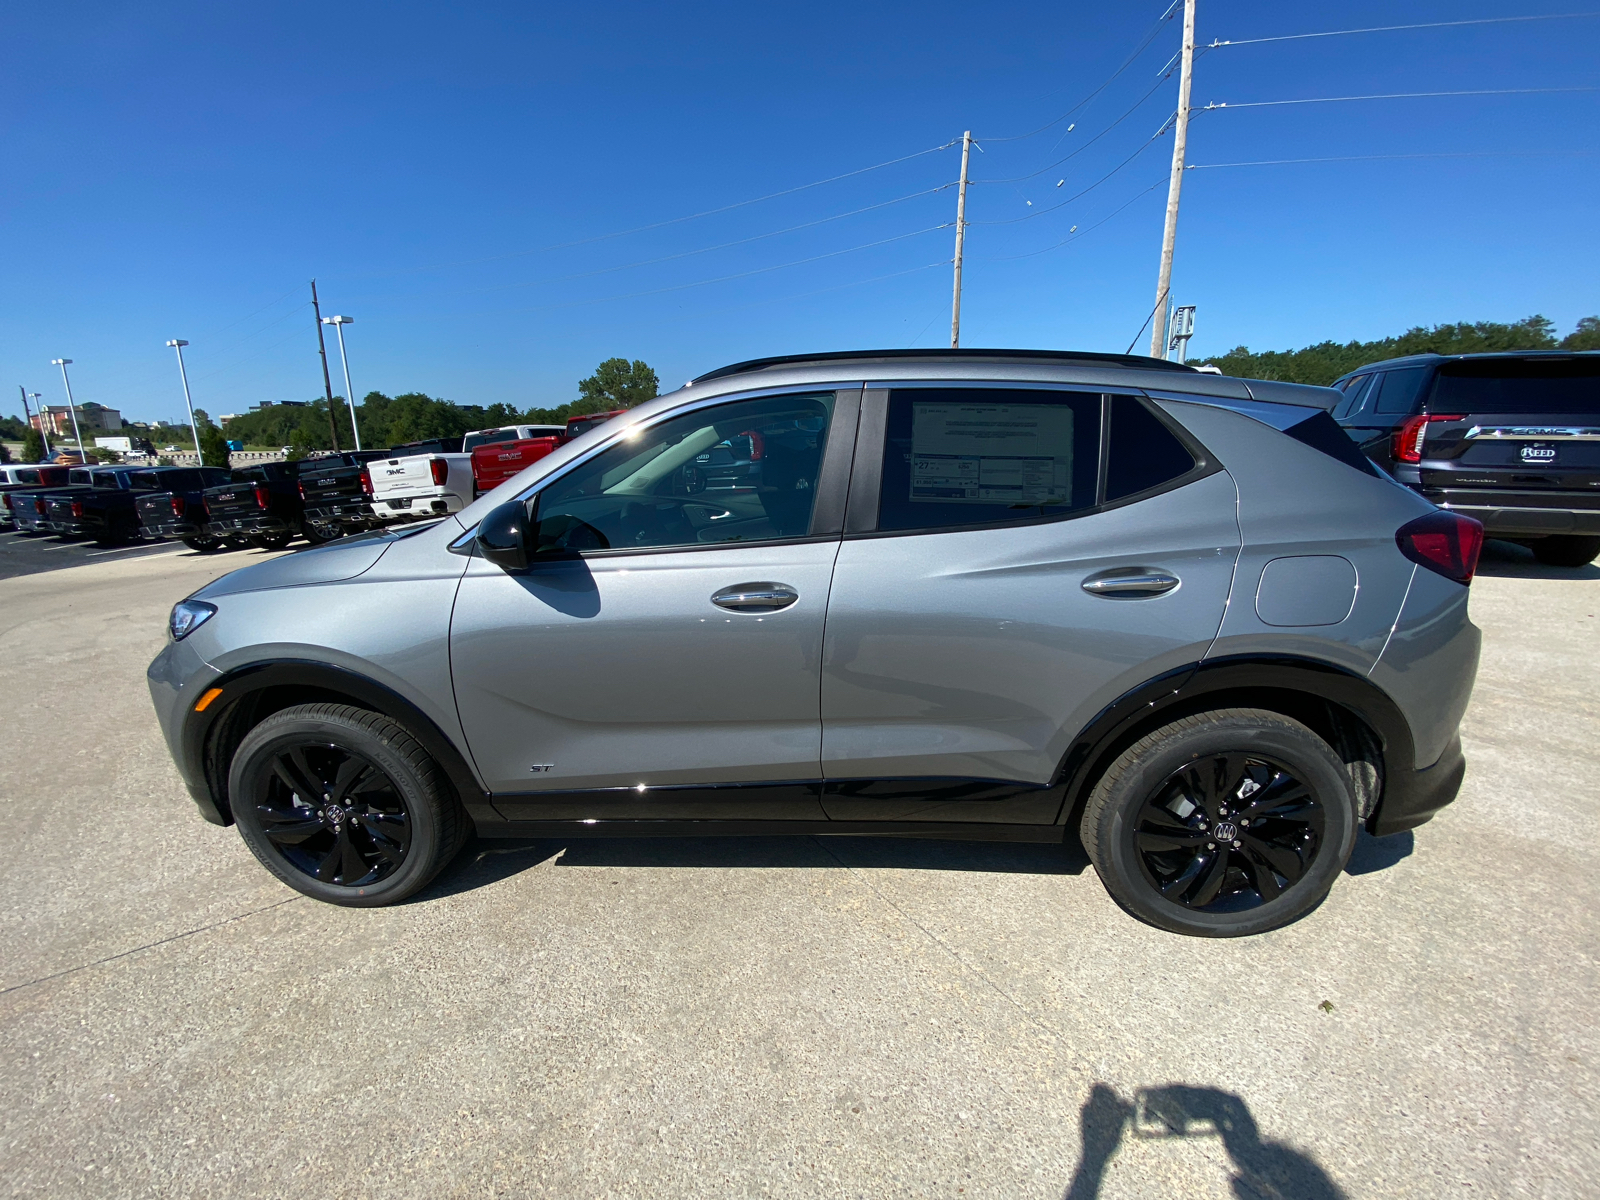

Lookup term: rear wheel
[228,703,469,906]
[95,515,140,548]
[1081,709,1358,937]
[300,520,337,545]
[252,529,294,551]
[182,535,223,552]
[222,537,253,552]
[1531,535,1600,568]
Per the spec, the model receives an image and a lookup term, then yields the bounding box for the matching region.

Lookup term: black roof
[692,347,1198,384]
[1337,349,1600,377]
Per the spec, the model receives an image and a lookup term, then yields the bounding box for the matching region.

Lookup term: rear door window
[875,389,1100,533]
[1374,367,1431,415]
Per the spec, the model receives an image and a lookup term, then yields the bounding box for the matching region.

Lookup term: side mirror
[476,500,532,570]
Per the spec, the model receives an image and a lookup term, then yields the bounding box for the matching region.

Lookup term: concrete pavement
[0,542,1595,1198]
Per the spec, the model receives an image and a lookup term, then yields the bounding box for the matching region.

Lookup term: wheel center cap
[1213,821,1238,842]
[325,804,347,826]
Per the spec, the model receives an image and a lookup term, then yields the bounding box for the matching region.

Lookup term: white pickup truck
[367,438,475,523]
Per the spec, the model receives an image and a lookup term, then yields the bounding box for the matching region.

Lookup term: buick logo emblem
[1213,821,1238,842]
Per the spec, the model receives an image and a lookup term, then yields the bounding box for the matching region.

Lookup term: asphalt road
[0,542,1595,1198]
[0,528,188,580]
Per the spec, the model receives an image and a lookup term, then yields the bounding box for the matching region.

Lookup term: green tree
[577,358,659,412]
[1563,316,1600,351]
[0,441,10,464]
[22,428,45,463]
[195,411,230,468]
[285,427,313,462]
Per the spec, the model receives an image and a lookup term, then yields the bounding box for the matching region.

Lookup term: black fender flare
[1052,654,1421,830]
[180,659,492,825]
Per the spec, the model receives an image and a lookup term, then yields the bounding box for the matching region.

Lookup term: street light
[49,359,86,459]
[320,315,361,451]
[166,340,203,463]
[17,387,50,458]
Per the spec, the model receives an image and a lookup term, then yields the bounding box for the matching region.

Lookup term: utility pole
[310,279,341,452]
[28,391,49,457]
[51,359,86,458]
[1149,0,1197,360]
[949,130,972,349]
[19,385,50,459]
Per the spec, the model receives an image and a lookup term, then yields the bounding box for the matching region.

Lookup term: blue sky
[2,1,1595,424]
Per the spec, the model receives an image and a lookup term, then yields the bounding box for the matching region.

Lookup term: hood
[192,532,396,599]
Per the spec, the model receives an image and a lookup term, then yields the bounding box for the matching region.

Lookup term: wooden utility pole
[949,130,972,348]
[310,279,341,451]
[1149,0,1196,360]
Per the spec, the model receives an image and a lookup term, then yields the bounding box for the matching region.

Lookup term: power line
[984,0,1181,143]
[348,140,959,281]
[1202,86,1598,111]
[977,177,1166,261]
[968,125,1166,225]
[1206,12,1600,50]
[1187,150,1598,169]
[973,74,1170,184]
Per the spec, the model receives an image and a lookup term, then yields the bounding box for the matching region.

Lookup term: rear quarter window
[1373,367,1431,415]
[1105,395,1197,501]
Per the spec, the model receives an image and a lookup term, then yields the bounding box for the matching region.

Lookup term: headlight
[169,599,217,641]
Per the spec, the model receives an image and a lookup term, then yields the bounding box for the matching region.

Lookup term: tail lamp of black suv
[1392,413,1466,464]
[1396,510,1484,584]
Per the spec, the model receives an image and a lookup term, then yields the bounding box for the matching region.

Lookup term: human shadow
[1475,538,1600,581]
[1344,828,1413,876]
[1064,1083,1346,1200]
[414,832,1089,902]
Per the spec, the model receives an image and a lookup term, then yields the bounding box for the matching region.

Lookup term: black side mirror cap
[476,500,532,570]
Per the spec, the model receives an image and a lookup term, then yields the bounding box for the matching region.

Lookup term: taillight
[359,468,373,497]
[2,495,11,511]
[1392,413,1465,464]
[297,482,308,501]
[70,500,84,518]
[254,485,270,510]
[1396,510,1484,585]
[170,495,186,517]
[35,498,47,514]
[430,459,448,486]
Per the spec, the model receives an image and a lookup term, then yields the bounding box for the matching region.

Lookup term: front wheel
[1080,709,1358,937]
[228,703,469,906]
[1531,535,1600,568]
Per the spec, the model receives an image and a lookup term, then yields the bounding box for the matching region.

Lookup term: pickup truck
[30,466,145,540]
[296,450,392,541]
[201,461,310,550]
[462,424,566,453]
[470,435,561,497]
[134,466,234,550]
[0,465,72,529]
[565,409,629,441]
[43,466,165,543]
[43,467,202,546]
[366,438,474,524]
[6,467,102,534]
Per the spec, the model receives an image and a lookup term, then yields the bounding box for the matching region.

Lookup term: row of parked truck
[0,410,626,550]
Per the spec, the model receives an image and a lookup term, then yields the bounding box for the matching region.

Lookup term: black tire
[95,515,140,548]
[182,535,223,552]
[1530,535,1600,568]
[222,537,253,552]
[228,703,470,906]
[300,520,337,546]
[251,530,294,551]
[1081,708,1358,937]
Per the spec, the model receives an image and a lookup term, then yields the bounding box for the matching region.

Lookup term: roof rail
[691,347,1199,384]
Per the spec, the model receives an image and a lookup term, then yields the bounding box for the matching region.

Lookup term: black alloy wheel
[1134,754,1324,912]
[182,535,223,552]
[229,703,469,905]
[1081,708,1358,937]
[252,530,293,550]
[255,743,412,887]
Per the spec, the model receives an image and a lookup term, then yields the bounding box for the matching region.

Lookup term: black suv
[1332,352,1600,567]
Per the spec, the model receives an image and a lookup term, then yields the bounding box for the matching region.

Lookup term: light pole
[50,359,86,459]
[18,386,51,458]
[321,315,361,451]
[166,340,203,463]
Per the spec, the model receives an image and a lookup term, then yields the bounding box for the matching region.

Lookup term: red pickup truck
[470,435,561,498]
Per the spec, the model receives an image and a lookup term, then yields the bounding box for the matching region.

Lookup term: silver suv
[149,350,1482,936]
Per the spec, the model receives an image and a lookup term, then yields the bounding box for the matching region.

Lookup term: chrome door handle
[711,582,799,612]
[1081,568,1180,598]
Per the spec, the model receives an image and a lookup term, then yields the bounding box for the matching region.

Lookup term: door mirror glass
[476,499,533,570]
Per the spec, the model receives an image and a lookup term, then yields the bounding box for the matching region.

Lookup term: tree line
[1194,315,1599,386]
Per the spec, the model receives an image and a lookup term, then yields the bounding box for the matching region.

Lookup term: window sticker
[909,403,1075,504]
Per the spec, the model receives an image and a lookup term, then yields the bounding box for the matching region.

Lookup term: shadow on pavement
[1344,828,1413,876]
[417,834,1090,901]
[1063,1083,1346,1199]
[1475,538,1600,581]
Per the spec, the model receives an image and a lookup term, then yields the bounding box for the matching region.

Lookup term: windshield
[1433,359,1600,415]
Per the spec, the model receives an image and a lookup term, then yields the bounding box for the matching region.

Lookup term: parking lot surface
[0,543,1595,1198]
[0,529,189,581]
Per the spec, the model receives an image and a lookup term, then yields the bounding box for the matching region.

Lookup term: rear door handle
[1081,568,1180,598]
[711,582,799,612]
